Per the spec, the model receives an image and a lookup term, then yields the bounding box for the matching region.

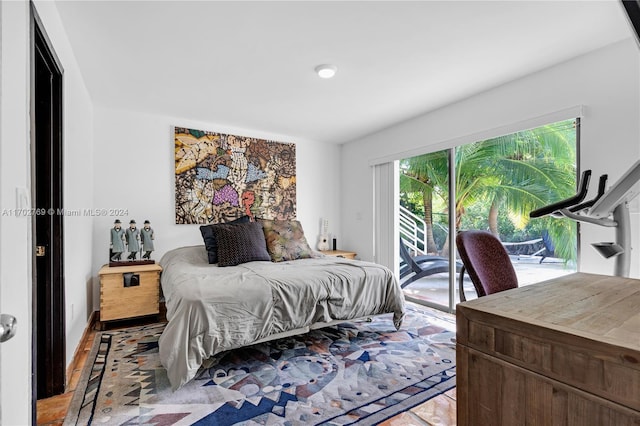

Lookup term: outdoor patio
[401,255,576,308]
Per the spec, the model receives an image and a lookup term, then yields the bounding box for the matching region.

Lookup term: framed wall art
[174,127,296,224]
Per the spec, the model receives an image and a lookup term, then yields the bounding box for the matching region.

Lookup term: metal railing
[399,205,427,256]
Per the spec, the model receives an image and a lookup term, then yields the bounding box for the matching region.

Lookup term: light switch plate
[15,187,29,209]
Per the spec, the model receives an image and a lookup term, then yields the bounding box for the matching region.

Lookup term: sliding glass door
[399,149,452,310]
[399,119,578,311]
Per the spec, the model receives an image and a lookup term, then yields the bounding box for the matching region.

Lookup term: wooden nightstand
[98,263,162,324]
[320,250,357,259]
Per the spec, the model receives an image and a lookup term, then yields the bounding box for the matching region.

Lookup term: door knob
[0,314,17,343]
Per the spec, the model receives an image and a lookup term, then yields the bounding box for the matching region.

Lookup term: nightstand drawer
[320,250,357,259]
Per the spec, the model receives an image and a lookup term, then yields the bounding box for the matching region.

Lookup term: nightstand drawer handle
[123,273,140,287]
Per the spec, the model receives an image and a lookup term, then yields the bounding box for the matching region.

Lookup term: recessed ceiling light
[315,64,337,79]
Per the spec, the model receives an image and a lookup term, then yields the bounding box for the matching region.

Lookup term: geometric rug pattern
[64,305,456,425]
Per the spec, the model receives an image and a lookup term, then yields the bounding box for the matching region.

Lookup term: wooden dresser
[456,272,640,425]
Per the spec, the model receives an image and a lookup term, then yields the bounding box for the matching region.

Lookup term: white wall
[0,1,94,422]
[341,39,640,278]
[91,107,341,309]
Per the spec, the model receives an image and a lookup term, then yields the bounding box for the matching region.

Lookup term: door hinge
[36,246,46,257]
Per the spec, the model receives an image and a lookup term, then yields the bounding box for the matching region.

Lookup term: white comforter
[158,246,405,390]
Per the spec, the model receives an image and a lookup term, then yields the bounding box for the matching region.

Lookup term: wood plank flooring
[37,308,457,425]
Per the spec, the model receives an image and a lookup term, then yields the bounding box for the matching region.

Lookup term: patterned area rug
[64,305,456,425]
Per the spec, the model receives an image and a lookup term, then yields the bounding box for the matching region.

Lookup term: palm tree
[400,150,447,254]
[481,122,577,261]
[400,119,577,262]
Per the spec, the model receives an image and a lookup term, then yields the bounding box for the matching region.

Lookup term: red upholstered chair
[455,230,518,302]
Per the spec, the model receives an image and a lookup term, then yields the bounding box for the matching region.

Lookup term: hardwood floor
[36,323,96,426]
[37,309,457,425]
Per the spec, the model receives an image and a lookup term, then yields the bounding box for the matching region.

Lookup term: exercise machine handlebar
[529,170,591,218]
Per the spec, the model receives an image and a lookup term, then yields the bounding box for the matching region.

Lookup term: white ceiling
[54,0,633,144]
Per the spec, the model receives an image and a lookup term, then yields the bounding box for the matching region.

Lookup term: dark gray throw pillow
[212,221,271,267]
[199,216,251,264]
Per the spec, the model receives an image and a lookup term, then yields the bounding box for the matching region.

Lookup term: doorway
[32,10,65,399]
[399,119,579,310]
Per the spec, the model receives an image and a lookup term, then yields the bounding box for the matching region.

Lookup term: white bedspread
[158,245,405,390]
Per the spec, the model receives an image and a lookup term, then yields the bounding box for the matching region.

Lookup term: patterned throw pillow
[259,219,313,262]
[199,216,251,264]
[212,221,271,267]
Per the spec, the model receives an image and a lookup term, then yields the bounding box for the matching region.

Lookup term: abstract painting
[175,127,296,224]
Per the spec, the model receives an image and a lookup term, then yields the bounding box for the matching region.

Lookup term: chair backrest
[455,230,518,298]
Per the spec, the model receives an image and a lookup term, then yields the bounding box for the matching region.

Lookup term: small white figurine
[317,219,330,251]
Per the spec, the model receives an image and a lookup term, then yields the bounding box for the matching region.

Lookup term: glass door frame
[401,117,581,313]
[402,148,458,313]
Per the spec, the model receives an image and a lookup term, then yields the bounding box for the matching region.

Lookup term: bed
[158,245,406,390]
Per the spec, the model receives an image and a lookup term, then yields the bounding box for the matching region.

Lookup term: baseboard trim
[66,310,97,390]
